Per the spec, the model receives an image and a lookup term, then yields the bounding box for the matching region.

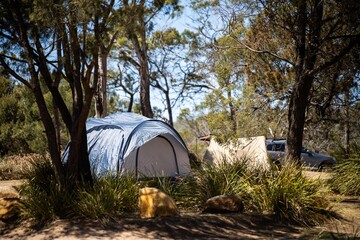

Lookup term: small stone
[0,198,21,223]
[202,195,244,214]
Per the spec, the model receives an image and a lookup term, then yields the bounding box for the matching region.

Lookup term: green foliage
[0,78,48,156]
[191,158,334,225]
[248,162,333,225]
[19,157,74,225]
[18,153,336,226]
[75,174,139,222]
[329,157,360,196]
[20,158,139,225]
[141,175,199,210]
[192,158,251,204]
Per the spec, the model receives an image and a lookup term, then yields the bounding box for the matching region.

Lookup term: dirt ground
[1,177,359,240]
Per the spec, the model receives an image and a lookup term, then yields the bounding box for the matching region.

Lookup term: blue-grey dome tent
[62,112,191,177]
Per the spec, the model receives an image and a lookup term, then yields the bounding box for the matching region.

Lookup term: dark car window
[266,144,274,151]
[275,143,285,152]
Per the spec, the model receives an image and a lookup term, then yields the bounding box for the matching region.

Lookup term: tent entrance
[124,135,179,178]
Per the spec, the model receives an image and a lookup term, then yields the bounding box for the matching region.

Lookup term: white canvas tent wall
[62,112,191,177]
[203,136,270,171]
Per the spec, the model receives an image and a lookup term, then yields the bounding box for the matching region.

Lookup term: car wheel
[319,162,334,171]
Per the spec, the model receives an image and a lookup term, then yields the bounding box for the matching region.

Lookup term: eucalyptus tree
[115,0,183,118]
[0,77,45,155]
[0,0,114,185]
[305,54,360,153]
[148,28,210,126]
[108,62,139,112]
[93,0,117,118]
[195,34,245,141]
[193,0,360,162]
[247,0,360,162]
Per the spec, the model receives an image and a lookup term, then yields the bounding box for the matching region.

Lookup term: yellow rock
[139,187,179,218]
[0,198,21,222]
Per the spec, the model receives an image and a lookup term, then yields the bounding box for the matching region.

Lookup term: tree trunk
[227,86,236,133]
[165,91,173,126]
[286,75,313,164]
[33,85,65,184]
[127,10,153,118]
[139,63,153,118]
[66,124,92,184]
[52,98,61,152]
[286,0,323,163]
[344,91,350,156]
[95,50,108,118]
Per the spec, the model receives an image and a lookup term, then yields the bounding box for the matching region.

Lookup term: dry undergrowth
[0,154,41,180]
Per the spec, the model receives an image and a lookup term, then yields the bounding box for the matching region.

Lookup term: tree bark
[286,0,323,163]
[95,49,108,118]
[286,75,313,163]
[165,91,173,126]
[126,1,153,118]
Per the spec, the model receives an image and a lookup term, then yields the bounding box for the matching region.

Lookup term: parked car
[265,139,336,170]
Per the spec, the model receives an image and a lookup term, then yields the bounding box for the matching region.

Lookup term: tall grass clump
[191,157,252,204]
[141,175,199,210]
[329,157,360,196]
[75,173,139,222]
[250,162,334,225]
[19,157,74,225]
[191,156,335,225]
[20,157,140,225]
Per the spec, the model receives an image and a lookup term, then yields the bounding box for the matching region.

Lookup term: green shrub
[191,158,334,225]
[19,157,74,225]
[19,158,140,225]
[329,157,360,196]
[249,162,334,225]
[75,174,139,222]
[191,158,252,204]
[141,175,200,210]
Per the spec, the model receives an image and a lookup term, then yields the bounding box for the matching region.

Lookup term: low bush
[191,158,251,204]
[19,158,139,225]
[75,174,139,222]
[18,154,336,226]
[191,158,335,226]
[19,157,74,225]
[249,162,334,225]
[329,157,360,196]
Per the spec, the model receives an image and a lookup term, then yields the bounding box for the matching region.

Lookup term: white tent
[63,112,191,177]
[203,136,270,171]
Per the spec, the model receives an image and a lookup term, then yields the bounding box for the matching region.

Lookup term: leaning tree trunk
[32,83,65,184]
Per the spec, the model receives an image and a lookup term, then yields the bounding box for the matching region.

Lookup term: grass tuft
[248,162,334,225]
[191,157,251,204]
[19,157,74,226]
[75,173,139,223]
[328,157,360,196]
